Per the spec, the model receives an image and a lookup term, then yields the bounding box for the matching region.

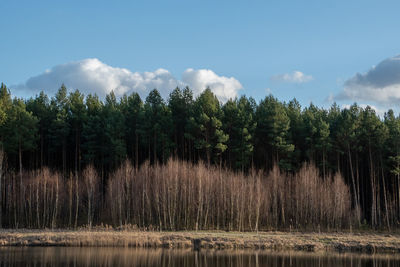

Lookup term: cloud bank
[270,71,313,83]
[337,55,400,105]
[15,58,242,102]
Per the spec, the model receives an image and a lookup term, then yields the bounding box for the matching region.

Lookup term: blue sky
[1,0,400,114]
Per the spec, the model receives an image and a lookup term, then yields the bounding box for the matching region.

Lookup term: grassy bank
[0,230,399,254]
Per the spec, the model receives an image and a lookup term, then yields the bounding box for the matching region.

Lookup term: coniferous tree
[385,110,400,221]
[168,87,193,159]
[302,104,331,178]
[327,102,342,172]
[384,110,400,223]
[68,90,86,176]
[81,94,105,219]
[82,94,104,167]
[49,85,70,173]
[120,92,143,168]
[255,95,294,170]
[336,104,362,223]
[222,96,255,170]
[3,98,38,178]
[190,88,228,164]
[222,99,239,168]
[285,99,303,171]
[26,92,52,168]
[359,106,388,227]
[0,84,12,129]
[0,84,11,228]
[103,91,126,170]
[141,89,173,163]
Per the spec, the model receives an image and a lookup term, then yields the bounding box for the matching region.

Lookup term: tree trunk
[88,192,91,229]
[36,180,40,228]
[369,144,376,227]
[0,147,3,228]
[40,133,43,168]
[154,132,157,163]
[322,149,326,180]
[196,173,202,231]
[19,145,22,188]
[62,140,66,176]
[75,131,78,177]
[69,175,72,228]
[135,133,139,170]
[398,173,400,222]
[18,144,23,228]
[348,145,360,224]
[74,174,79,229]
[52,176,59,229]
[380,156,390,230]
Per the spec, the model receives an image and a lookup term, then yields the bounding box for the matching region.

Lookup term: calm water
[0,247,399,267]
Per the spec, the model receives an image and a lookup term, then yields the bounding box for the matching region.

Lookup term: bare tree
[83,165,99,230]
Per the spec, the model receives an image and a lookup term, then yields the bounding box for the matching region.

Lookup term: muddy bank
[0,230,399,254]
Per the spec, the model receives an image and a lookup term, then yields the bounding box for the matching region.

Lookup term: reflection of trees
[0,248,399,266]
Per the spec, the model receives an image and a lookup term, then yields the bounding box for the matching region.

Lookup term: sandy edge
[0,230,399,254]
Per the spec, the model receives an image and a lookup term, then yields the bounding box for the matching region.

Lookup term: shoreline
[0,230,399,254]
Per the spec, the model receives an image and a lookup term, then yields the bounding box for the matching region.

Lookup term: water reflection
[0,247,399,267]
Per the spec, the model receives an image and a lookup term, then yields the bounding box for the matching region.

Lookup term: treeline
[0,82,399,229]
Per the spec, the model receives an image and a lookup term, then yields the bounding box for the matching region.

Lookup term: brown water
[0,247,400,267]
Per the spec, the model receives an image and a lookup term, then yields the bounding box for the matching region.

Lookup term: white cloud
[14,58,242,102]
[337,55,400,105]
[182,68,242,102]
[271,71,313,83]
[17,58,180,99]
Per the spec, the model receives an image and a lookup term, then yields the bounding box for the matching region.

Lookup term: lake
[0,247,399,266]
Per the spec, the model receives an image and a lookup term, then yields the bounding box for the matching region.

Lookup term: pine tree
[49,85,70,173]
[68,90,86,176]
[286,99,303,171]
[168,87,193,159]
[26,92,51,168]
[302,104,331,177]
[82,94,104,167]
[336,104,362,223]
[0,83,12,128]
[255,95,293,170]
[103,91,126,170]
[222,96,255,170]
[141,89,173,163]
[3,98,38,179]
[120,92,143,168]
[384,109,400,223]
[359,106,388,227]
[191,88,228,164]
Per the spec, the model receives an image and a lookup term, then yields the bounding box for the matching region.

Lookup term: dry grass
[0,230,399,254]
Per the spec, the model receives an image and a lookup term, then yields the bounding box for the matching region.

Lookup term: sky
[1,0,400,116]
